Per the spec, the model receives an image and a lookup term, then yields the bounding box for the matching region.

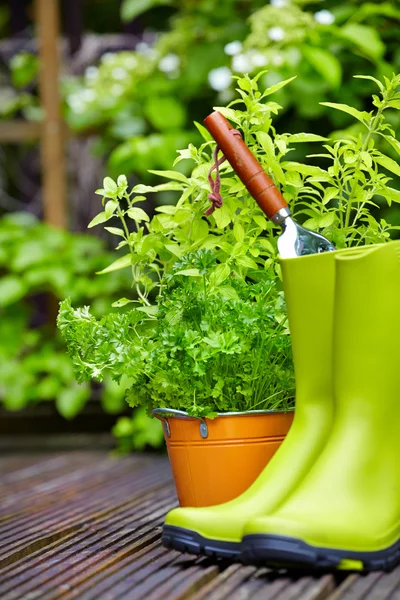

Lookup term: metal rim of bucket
[151,407,294,439]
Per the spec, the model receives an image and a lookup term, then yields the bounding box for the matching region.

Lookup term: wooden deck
[1,450,399,599]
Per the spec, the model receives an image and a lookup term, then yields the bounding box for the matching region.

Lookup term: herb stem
[344,105,384,232]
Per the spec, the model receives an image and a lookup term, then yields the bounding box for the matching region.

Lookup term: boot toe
[164,505,242,543]
[243,514,310,541]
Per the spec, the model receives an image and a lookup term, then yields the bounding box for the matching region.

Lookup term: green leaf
[303,47,342,88]
[148,170,188,183]
[103,177,118,194]
[256,131,275,156]
[283,162,328,178]
[0,275,26,306]
[174,268,201,277]
[217,286,239,301]
[132,182,183,193]
[213,205,231,229]
[212,107,238,124]
[121,0,171,21]
[322,187,338,205]
[117,174,128,187]
[56,384,90,419]
[236,255,258,269]
[286,133,328,143]
[105,200,118,218]
[88,212,110,228]
[127,207,150,222]
[209,263,230,287]
[104,227,125,237]
[144,97,186,131]
[374,155,400,177]
[253,215,268,230]
[237,77,252,93]
[136,305,158,315]
[354,75,384,91]
[319,213,335,228]
[97,254,132,274]
[112,297,135,307]
[340,24,384,60]
[320,103,369,124]
[385,187,400,204]
[262,76,297,97]
[360,152,373,169]
[233,222,245,243]
[193,121,213,141]
[155,205,177,215]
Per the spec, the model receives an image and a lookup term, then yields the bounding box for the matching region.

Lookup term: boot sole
[162,525,241,559]
[241,534,400,572]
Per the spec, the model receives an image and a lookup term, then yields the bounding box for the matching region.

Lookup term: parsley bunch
[59,250,294,416]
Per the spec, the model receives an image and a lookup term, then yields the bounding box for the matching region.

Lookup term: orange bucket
[152,409,294,507]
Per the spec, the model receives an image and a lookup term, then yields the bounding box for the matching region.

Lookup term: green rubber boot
[242,241,400,571]
[162,248,350,558]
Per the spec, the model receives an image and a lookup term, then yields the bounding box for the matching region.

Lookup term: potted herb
[58,72,400,506]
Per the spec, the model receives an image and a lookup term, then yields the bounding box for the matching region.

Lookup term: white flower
[111,84,124,96]
[159,54,180,73]
[81,89,96,102]
[112,67,127,80]
[102,52,115,65]
[123,55,138,69]
[268,27,285,42]
[224,41,243,56]
[271,53,284,66]
[136,42,149,54]
[208,66,232,91]
[136,41,156,57]
[270,0,287,7]
[250,51,268,68]
[232,53,252,73]
[314,10,335,25]
[67,94,85,113]
[218,89,235,104]
[85,66,98,80]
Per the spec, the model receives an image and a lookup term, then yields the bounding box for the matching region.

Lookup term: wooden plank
[35,0,66,228]
[0,121,41,142]
[191,565,335,600]
[328,567,400,599]
[0,451,398,600]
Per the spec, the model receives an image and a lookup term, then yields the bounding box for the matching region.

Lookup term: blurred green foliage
[3,1,398,173]
[0,212,129,417]
[63,0,400,179]
[0,212,163,449]
[3,1,400,182]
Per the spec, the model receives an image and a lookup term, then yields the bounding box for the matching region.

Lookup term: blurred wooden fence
[0,0,69,228]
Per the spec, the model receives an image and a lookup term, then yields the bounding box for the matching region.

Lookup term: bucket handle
[152,408,209,439]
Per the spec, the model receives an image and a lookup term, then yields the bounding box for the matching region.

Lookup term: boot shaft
[334,241,400,418]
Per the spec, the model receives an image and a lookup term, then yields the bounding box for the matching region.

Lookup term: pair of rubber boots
[162,241,400,572]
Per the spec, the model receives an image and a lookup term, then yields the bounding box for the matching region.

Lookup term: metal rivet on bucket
[199,421,208,438]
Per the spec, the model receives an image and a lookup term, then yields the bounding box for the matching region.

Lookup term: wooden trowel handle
[204,111,288,220]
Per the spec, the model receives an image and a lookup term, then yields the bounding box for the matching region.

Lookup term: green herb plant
[58,72,400,419]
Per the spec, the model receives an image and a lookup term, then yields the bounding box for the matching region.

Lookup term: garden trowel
[204,111,335,258]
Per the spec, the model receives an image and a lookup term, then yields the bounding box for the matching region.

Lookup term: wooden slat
[327,567,400,599]
[0,121,41,142]
[0,451,398,600]
[35,0,66,228]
